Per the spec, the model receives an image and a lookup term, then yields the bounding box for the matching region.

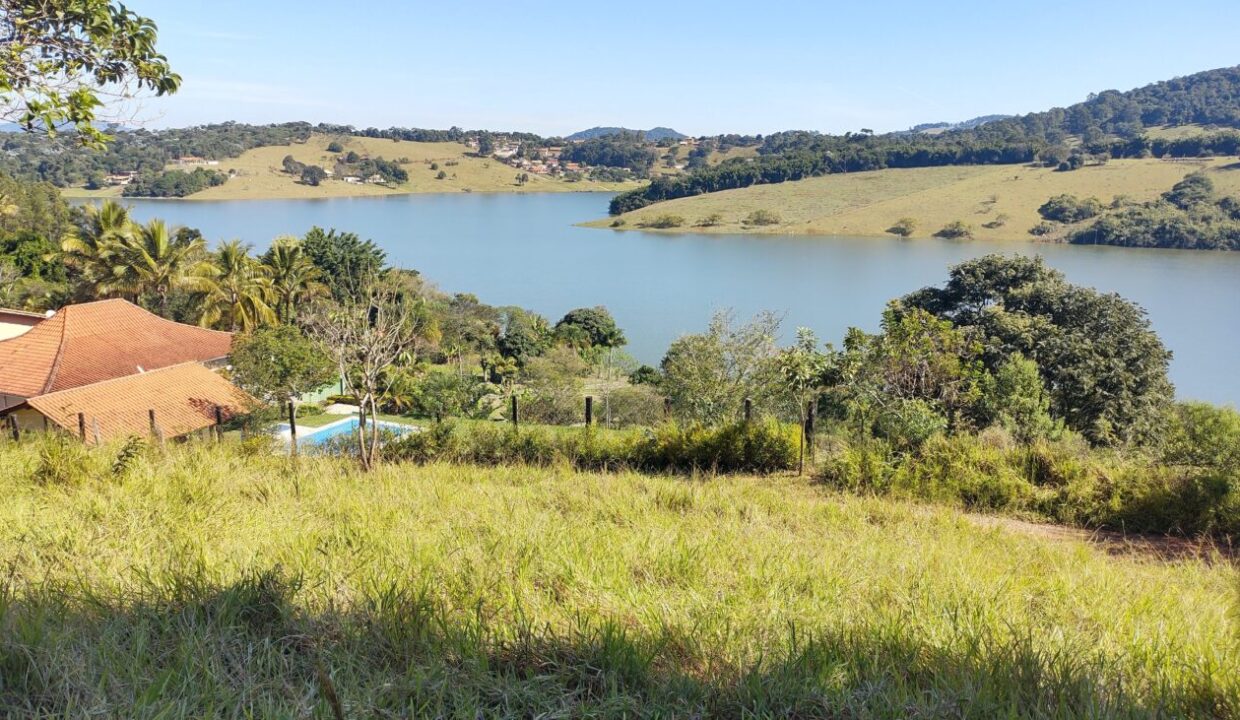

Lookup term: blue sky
[133,0,1240,136]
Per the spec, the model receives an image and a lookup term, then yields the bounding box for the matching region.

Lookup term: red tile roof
[0,299,233,398]
[25,363,255,445]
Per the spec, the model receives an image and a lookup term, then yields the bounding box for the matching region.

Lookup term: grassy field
[0,437,1236,717]
[61,134,641,201]
[589,157,1240,241]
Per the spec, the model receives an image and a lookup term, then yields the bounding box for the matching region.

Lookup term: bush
[387,419,799,475]
[1028,221,1058,236]
[326,140,344,153]
[1038,194,1103,223]
[887,217,917,237]
[596,385,665,428]
[742,210,781,226]
[640,215,685,229]
[696,213,723,227]
[933,221,972,239]
[818,433,1240,536]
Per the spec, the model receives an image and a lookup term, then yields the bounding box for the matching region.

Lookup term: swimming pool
[277,416,417,449]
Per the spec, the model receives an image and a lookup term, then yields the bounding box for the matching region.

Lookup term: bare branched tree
[303,272,426,470]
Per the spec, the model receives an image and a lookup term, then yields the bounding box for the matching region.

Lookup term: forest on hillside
[610,66,1240,214]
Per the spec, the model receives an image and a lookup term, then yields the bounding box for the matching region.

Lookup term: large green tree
[109,219,215,314]
[229,324,336,406]
[899,254,1174,445]
[301,226,387,302]
[263,236,326,322]
[0,0,180,146]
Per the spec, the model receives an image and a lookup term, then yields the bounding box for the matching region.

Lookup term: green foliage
[742,209,782,226]
[640,214,685,229]
[1037,194,1103,223]
[660,311,790,424]
[819,433,1240,535]
[695,212,723,227]
[229,325,336,406]
[519,347,589,425]
[933,220,972,239]
[976,355,1060,444]
[900,255,1173,445]
[388,418,799,474]
[300,227,387,302]
[559,132,657,176]
[1162,171,1215,209]
[122,167,227,198]
[496,308,552,365]
[628,365,661,385]
[554,306,626,349]
[0,0,180,147]
[403,371,490,419]
[887,217,917,237]
[299,165,327,186]
[326,140,344,153]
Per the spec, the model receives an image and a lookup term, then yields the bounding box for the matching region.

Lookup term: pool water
[280,417,416,448]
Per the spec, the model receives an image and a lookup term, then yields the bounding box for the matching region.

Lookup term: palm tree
[199,240,276,331]
[60,200,133,300]
[263,236,326,322]
[108,219,217,315]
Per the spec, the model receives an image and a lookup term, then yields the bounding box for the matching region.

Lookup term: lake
[120,193,1240,407]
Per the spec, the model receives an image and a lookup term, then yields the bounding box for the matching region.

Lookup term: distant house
[343,176,362,184]
[0,307,51,341]
[365,173,386,184]
[105,172,136,186]
[0,299,251,444]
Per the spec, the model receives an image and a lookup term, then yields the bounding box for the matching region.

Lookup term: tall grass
[0,436,1236,717]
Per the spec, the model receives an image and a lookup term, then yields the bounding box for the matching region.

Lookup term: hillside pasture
[592,157,1240,240]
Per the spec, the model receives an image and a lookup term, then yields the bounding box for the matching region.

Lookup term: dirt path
[967,513,1237,563]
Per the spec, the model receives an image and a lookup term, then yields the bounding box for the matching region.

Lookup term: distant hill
[566,127,687,142]
[908,115,1013,134]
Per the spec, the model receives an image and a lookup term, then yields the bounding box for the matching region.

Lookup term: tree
[304,274,428,470]
[229,324,336,407]
[300,227,387,302]
[497,308,551,366]
[281,155,305,175]
[887,217,917,237]
[554,306,626,350]
[976,354,1058,444]
[660,310,788,424]
[60,199,131,299]
[1162,171,1215,210]
[262,236,326,322]
[326,140,344,153]
[476,133,495,156]
[200,240,274,332]
[0,0,180,146]
[108,219,216,315]
[300,165,327,186]
[900,255,1173,444]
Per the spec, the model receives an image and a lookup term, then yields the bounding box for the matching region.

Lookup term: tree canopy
[0,0,180,146]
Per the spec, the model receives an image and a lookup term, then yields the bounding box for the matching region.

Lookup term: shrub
[326,140,344,153]
[887,217,917,237]
[609,218,626,227]
[818,433,1240,536]
[1038,194,1103,223]
[641,215,685,229]
[1028,221,1057,236]
[981,213,1009,229]
[742,210,781,226]
[387,419,798,475]
[933,221,972,239]
[436,170,447,180]
[696,212,724,227]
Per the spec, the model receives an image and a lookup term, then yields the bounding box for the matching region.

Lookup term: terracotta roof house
[0,307,51,341]
[25,363,253,445]
[0,299,252,443]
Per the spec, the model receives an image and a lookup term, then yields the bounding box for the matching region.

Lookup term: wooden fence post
[744,398,752,424]
[663,397,672,419]
[287,401,298,457]
[214,405,223,443]
[77,412,86,442]
[510,395,519,432]
[585,396,593,427]
[806,400,817,464]
[8,415,19,442]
